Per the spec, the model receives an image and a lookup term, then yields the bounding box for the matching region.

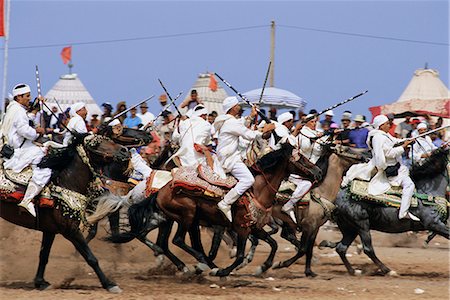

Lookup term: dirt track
[0,219,448,300]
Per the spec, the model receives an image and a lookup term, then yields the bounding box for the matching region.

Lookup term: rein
[251,162,280,194]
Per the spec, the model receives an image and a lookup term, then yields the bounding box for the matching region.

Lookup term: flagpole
[1,0,11,118]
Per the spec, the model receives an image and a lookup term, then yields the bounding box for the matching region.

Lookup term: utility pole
[269,20,275,87]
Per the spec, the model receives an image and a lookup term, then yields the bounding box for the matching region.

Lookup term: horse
[323,147,449,276]
[85,127,153,243]
[270,144,370,277]
[120,142,322,276]
[0,134,130,293]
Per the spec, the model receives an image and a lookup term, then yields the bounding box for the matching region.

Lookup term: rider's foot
[399,211,420,221]
[218,201,232,222]
[281,204,296,223]
[18,201,36,217]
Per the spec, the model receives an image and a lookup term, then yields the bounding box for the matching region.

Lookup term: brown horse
[272,145,369,276]
[147,143,322,276]
[0,134,130,293]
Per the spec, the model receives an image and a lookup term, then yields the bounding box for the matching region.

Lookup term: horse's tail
[86,192,127,225]
[108,193,160,244]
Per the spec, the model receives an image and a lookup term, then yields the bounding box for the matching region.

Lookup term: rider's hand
[36,127,45,135]
[262,123,275,133]
[250,106,257,118]
[403,139,415,148]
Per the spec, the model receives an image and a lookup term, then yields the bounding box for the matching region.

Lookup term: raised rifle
[154,91,183,120]
[304,90,368,123]
[35,66,46,129]
[214,72,272,124]
[158,79,183,117]
[394,125,450,147]
[253,61,272,128]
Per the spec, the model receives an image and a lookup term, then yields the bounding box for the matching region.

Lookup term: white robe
[214,114,262,173]
[63,114,88,146]
[412,136,437,164]
[297,126,323,164]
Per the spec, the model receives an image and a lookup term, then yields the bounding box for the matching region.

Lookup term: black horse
[324,147,449,275]
[0,134,130,292]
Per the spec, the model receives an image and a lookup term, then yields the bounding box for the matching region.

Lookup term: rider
[214,96,274,222]
[1,84,52,217]
[271,112,313,222]
[411,122,437,165]
[63,102,88,146]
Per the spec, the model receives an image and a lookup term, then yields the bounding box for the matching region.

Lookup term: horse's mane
[314,142,334,181]
[410,147,449,182]
[37,133,89,170]
[253,142,294,173]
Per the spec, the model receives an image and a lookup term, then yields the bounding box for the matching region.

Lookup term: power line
[1,24,269,50]
[278,24,449,46]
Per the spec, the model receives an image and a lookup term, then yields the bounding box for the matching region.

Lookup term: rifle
[214,72,271,124]
[104,95,155,126]
[253,61,271,128]
[304,90,368,123]
[35,66,46,129]
[154,91,183,120]
[158,79,183,117]
[394,125,450,147]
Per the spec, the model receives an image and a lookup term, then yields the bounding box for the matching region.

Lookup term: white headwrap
[12,84,31,97]
[372,115,389,129]
[417,122,427,130]
[192,105,208,118]
[222,96,239,114]
[277,112,293,124]
[70,102,86,117]
[109,119,121,126]
[325,110,334,116]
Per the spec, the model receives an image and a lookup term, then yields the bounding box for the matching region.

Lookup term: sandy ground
[0,218,449,300]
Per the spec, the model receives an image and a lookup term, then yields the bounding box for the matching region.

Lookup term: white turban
[70,102,86,117]
[192,105,208,118]
[373,115,389,129]
[223,96,239,113]
[277,112,293,124]
[305,114,316,121]
[417,122,427,130]
[108,119,121,126]
[12,83,31,97]
[325,110,334,116]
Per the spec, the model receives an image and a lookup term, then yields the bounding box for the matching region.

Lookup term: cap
[372,115,389,129]
[277,112,294,124]
[223,96,239,113]
[325,110,334,117]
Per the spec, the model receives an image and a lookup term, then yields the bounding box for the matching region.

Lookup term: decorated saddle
[348,179,449,219]
[275,180,311,207]
[0,163,88,221]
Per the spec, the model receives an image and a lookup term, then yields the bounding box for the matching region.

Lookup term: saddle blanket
[145,170,174,197]
[349,179,449,218]
[275,180,310,206]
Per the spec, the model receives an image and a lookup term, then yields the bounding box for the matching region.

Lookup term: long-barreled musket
[35,66,46,129]
[105,95,155,125]
[253,61,272,128]
[394,125,450,147]
[154,91,183,120]
[158,79,183,117]
[304,90,368,123]
[214,72,271,124]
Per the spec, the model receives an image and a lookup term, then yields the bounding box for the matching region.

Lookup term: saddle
[275,180,311,207]
[348,179,449,219]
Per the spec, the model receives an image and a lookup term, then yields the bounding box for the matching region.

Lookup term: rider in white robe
[411,123,437,165]
[214,97,274,222]
[2,84,51,217]
[63,102,88,146]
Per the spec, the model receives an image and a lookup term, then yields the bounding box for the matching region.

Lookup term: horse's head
[82,134,131,166]
[116,128,153,147]
[289,148,322,183]
[411,147,449,183]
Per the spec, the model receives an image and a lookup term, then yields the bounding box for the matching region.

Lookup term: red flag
[61,46,72,64]
[0,0,5,37]
[209,73,217,92]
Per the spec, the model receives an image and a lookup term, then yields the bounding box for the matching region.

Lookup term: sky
[1,0,448,120]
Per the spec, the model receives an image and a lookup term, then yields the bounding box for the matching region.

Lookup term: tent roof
[243,87,306,109]
[44,73,102,118]
[369,68,450,118]
[182,73,228,115]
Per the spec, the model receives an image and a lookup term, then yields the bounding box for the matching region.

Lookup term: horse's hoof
[155,254,165,268]
[356,244,363,255]
[195,263,210,273]
[305,271,317,278]
[422,241,429,249]
[272,261,283,269]
[254,266,266,276]
[229,247,237,258]
[107,285,123,294]
[354,269,362,276]
[182,266,192,275]
[388,270,399,277]
[35,281,52,290]
[236,258,249,270]
[209,268,220,276]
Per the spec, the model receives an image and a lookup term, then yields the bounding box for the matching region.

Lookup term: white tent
[182,73,228,115]
[44,73,102,119]
[243,87,306,109]
[369,68,450,118]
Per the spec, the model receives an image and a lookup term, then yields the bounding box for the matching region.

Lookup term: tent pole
[1,0,11,118]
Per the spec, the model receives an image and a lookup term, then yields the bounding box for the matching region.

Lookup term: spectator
[334,112,351,145]
[113,101,127,124]
[349,114,369,148]
[269,106,277,121]
[100,102,113,124]
[409,118,421,138]
[430,132,443,147]
[123,107,142,129]
[89,114,100,130]
[386,113,397,137]
[157,110,176,146]
[180,89,202,111]
[395,112,413,138]
[208,111,218,124]
[137,102,155,127]
[319,110,336,131]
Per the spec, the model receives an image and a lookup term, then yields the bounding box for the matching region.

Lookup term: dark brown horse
[0,134,130,293]
[147,143,322,276]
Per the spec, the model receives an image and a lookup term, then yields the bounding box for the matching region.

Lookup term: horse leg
[335,229,358,275]
[208,225,224,261]
[85,223,98,244]
[210,233,247,277]
[236,234,259,270]
[156,220,188,272]
[63,230,121,293]
[136,222,164,256]
[108,210,120,237]
[273,223,312,270]
[34,232,55,290]
[172,222,212,269]
[304,227,321,277]
[358,229,392,275]
[423,232,437,248]
[188,224,218,272]
[252,229,278,276]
